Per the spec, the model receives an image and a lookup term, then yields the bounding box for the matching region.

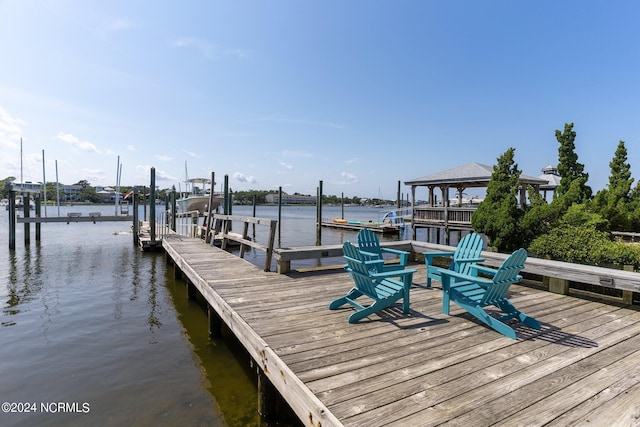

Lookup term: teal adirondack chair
[330,241,416,323]
[439,248,541,339]
[424,232,484,288]
[357,228,409,272]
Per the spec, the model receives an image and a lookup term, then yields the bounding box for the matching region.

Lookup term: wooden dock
[162,236,640,427]
[321,220,399,234]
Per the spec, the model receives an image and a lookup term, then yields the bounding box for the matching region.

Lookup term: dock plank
[162,236,640,427]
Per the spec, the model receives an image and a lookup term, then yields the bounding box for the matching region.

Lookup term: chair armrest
[372,268,417,279]
[439,268,493,285]
[359,249,379,258]
[423,251,454,265]
[381,248,410,257]
[470,264,498,276]
[454,257,484,264]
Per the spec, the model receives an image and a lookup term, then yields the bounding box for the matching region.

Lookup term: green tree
[590,140,634,231]
[471,147,523,252]
[555,122,592,202]
[80,186,100,203]
[0,176,17,199]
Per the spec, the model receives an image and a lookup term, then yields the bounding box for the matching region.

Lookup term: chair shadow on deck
[512,321,599,348]
[344,303,450,330]
[453,308,599,347]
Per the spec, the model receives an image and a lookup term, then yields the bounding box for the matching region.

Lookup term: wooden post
[35,195,41,242]
[397,180,401,209]
[205,172,215,244]
[623,265,635,304]
[150,168,156,242]
[133,187,139,246]
[257,367,276,418]
[186,278,196,300]
[208,305,222,337]
[23,193,30,246]
[277,186,282,241]
[341,192,344,220]
[316,180,323,246]
[8,189,16,250]
[548,277,570,295]
[252,195,257,239]
[224,175,229,215]
[264,220,277,272]
[171,186,176,232]
[143,185,147,221]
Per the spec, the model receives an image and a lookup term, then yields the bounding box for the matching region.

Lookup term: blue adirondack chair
[330,241,416,323]
[424,232,484,288]
[439,248,541,339]
[357,228,410,272]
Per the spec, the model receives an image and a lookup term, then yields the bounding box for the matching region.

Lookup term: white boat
[176,177,222,215]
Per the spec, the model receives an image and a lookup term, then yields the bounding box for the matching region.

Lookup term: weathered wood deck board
[162,236,640,427]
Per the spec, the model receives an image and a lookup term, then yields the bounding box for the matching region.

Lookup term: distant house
[60,184,83,202]
[265,192,316,204]
[95,186,122,203]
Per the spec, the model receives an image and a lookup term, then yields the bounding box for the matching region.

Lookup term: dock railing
[208,214,278,272]
[274,240,640,304]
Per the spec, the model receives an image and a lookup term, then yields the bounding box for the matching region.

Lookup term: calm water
[0,203,423,427]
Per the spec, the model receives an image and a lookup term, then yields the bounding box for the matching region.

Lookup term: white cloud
[233,172,257,183]
[156,154,172,162]
[170,37,253,60]
[279,161,294,171]
[264,115,344,130]
[127,145,137,152]
[57,132,101,153]
[0,106,26,148]
[135,164,178,181]
[345,157,360,165]
[282,149,313,158]
[182,149,201,158]
[170,37,214,59]
[341,172,358,182]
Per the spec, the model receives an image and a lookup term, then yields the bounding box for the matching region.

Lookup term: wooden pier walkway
[162,236,640,427]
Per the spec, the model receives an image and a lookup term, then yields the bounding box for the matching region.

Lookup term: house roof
[404,162,548,188]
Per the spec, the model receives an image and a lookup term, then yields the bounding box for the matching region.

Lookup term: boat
[176,177,222,215]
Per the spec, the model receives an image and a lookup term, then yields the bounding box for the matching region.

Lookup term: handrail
[209,214,278,272]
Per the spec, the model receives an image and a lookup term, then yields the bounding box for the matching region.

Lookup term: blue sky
[1,1,639,200]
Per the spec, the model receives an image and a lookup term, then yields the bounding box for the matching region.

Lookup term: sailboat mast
[42,149,47,217]
[20,138,23,183]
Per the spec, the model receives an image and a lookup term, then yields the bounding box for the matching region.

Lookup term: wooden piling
[150,168,156,242]
[257,367,277,418]
[208,305,222,337]
[35,195,41,242]
[23,193,30,245]
[133,187,140,246]
[8,189,16,250]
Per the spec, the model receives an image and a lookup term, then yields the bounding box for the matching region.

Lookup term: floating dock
[162,236,640,427]
[321,220,399,234]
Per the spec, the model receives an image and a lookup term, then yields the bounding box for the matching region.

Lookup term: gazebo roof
[404,162,548,188]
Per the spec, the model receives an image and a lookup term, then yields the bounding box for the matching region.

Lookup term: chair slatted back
[479,248,527,306]
[343,241,378,298]
[452,233,484,275]
[357,228,381,261]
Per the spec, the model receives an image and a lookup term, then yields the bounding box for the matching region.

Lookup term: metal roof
[404,162,548,188]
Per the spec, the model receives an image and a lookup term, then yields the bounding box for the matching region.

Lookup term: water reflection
[0,213,225,426]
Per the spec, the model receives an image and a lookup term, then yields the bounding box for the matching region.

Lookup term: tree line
[472,122,640,268]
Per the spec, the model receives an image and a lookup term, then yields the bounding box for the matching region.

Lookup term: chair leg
[347,299,395,323]
[454,300,517,340]
[329,288,363,310]
[496,299,541,330]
